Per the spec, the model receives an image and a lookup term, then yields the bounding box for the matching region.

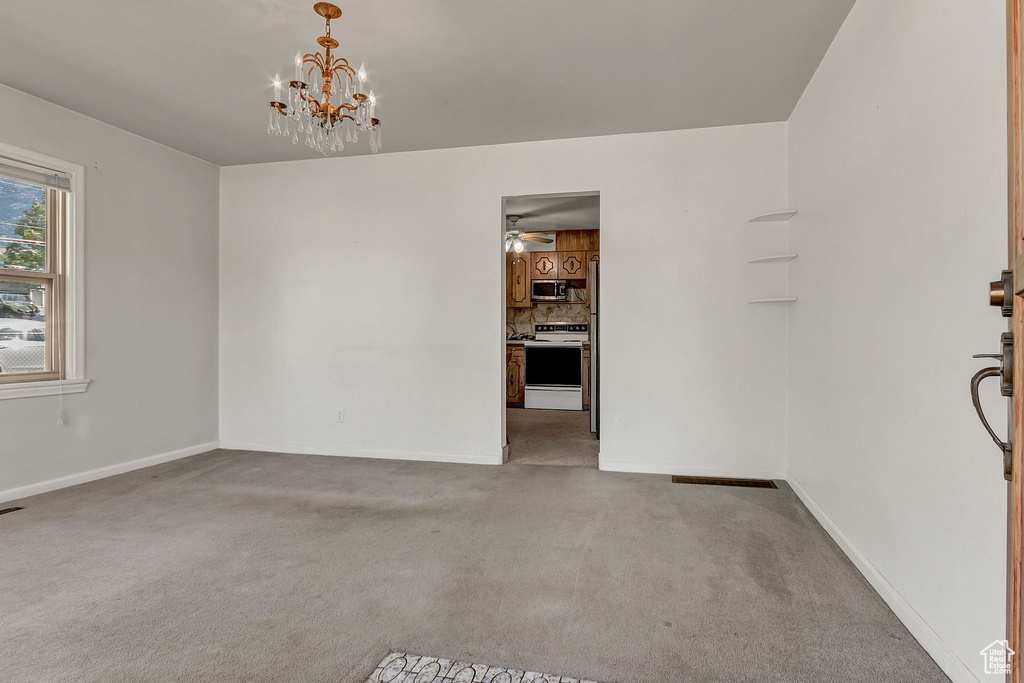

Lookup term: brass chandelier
[267,2,381,155]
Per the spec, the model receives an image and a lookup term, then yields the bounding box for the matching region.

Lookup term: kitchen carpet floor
[0,449,947,682]
[506,408,599,467]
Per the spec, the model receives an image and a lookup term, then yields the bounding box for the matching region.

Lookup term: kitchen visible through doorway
[502,192,600,467]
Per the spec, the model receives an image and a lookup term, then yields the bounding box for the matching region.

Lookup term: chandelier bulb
[358,63,367,85]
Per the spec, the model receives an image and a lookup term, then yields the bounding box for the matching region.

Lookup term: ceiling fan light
[513,237,525,253]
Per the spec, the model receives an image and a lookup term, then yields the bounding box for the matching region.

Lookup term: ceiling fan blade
[522,236,554,243]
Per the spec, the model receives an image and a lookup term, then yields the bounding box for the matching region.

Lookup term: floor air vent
[0,507,24,516]
[671,476,777,489]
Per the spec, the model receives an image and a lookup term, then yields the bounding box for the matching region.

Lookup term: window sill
[0,378,90,400]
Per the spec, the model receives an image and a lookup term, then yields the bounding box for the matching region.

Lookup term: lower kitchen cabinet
[506,345,525,406]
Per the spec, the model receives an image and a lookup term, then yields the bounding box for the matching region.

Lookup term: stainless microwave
[531,279,568,302]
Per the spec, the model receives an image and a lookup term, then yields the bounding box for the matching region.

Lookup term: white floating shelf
[749,297,798,304]
[748,254,797,264]
[749,211,797,223]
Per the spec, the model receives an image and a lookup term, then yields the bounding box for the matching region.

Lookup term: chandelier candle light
[268,2,381,155]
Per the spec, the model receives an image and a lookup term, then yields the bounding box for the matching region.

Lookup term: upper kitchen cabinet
[506,254,530,308]
[558,251,586,279]
[530,252,558,279]
[531,250,587,280]
[555,230,600,252]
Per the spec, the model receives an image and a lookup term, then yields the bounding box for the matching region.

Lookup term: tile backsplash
[507,303,589,336]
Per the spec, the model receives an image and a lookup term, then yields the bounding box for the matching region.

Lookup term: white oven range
[524,322,588,411]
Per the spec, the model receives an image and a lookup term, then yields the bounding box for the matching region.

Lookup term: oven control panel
[536,323,589,334]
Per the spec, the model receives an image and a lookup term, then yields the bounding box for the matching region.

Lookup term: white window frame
[0,141,87,400]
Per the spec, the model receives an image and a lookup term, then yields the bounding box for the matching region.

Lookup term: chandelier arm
[326,55,352,75]
[332,65,355,84]
[302,52,324,81]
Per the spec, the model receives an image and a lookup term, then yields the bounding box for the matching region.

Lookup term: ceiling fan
[505,215,553,253]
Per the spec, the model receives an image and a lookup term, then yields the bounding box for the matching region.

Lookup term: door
[524,344,583,387]
[506,346,525,404]
[506,254,530,307]
[558,251,586,279]
[1005,3,1022,678]
[530,252,558,279]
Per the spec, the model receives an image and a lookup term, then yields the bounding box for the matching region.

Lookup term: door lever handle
[971,366,1013,480]
[972,332,1014,397]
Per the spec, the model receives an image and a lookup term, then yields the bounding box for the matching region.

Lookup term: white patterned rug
[364,652,606,683]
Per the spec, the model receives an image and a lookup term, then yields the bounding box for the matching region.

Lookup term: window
[0,144,86,398]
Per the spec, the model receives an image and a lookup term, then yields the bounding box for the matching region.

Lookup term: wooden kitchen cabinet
[558,251,586,279]
[506,345,525,406]
[506,254,530,307]
[556,229,600,252]
[530,252,558,279]
[530,250,586,280]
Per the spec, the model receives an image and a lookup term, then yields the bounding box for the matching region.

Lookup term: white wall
[787,1,1007,679]
[219,123,790,475]
[0,84,219,498]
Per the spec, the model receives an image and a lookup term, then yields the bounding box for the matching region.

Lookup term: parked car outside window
[0,292,40,319]
[0,318,45,373]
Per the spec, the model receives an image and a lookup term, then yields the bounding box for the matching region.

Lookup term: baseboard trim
[599,459,787,481]
[220,440,503,466]
[0,440,220,504]
[786,473,975,683]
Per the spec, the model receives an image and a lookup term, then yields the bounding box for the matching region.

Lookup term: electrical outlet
[336,409,345,423]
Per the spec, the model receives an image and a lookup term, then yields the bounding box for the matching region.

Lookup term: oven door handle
[524,343,584,348]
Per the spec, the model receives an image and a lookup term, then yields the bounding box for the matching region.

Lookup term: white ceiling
[0,0,855,166]
[505,193,599,233]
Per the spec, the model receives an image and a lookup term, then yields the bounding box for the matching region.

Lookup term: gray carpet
[507,409,599,467]
[0,449,946,682]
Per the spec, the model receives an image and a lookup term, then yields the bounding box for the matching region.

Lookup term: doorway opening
[501,191,600,467]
